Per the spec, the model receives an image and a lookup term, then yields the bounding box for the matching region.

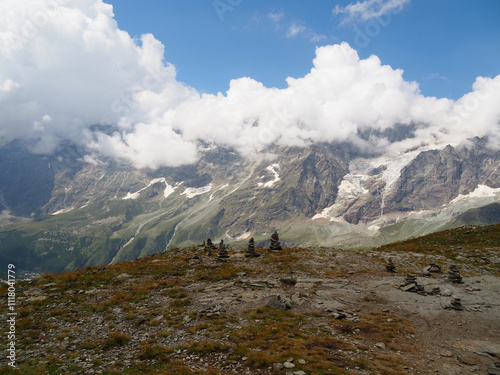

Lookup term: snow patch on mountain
[258,164,280,188]
[182,184,212,199]
[313,150,422,221]
[225,230,253,241]
[451,185,500,204]
[338,175,368,199]
[163,184,177,198]
[123,178,176,200]
[52,207,75,215]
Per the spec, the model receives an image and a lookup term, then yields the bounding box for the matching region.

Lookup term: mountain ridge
[0,137,499,273]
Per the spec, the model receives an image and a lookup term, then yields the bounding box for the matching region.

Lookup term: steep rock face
[342,179,385,225]
[386,146,462,212]
[42,146,239,216]
[385,138,500,213]
[290,145,349,216]
[218,144,350,234]
[319,137,500,226]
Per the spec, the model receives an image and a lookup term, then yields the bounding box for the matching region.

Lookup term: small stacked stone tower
[205,238,216,256]
[448,265,463,284]
[245,237,260,257]
[217,239,230,259]
[385,258,396,273]
[269,231,283,251]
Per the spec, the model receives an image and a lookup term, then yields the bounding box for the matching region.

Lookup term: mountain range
[0,136,499,273]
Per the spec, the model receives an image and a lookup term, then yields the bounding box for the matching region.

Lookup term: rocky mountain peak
[0,137,499,273]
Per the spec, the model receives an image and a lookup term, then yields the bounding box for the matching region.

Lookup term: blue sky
[110,0,500,99]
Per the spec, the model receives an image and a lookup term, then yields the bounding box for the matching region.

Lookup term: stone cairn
[269,231,283,251]
[245,237,260,258]
[217,239,230,259]
[444,297,464,311]
[400,274,425,294]
[450,297,464,310]
[422,263,442,277]
[448,265,463,284]
[385,258,396,273]
[205,238,216,256]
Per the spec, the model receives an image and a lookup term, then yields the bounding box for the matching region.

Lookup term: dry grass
[226,307,355,373]
[101,332,132,349]
[137,345,173,361]
[1,241,466,375]
[333,311,415,344]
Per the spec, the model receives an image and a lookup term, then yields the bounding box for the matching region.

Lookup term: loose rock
[443,288,453,297]
[188,255,201,266]
[375,342,386,349]
[273,363,284,370]
[267,294,292,311]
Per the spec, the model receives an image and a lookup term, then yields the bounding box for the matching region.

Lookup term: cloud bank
[0,0,198,166]
[0,0,499,169]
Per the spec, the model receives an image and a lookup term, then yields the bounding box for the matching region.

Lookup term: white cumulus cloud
[0,0,198,165]
[0,0,499,169]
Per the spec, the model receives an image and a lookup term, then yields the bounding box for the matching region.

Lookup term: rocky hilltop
[1,224,499,374]
[0,137,499,273]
